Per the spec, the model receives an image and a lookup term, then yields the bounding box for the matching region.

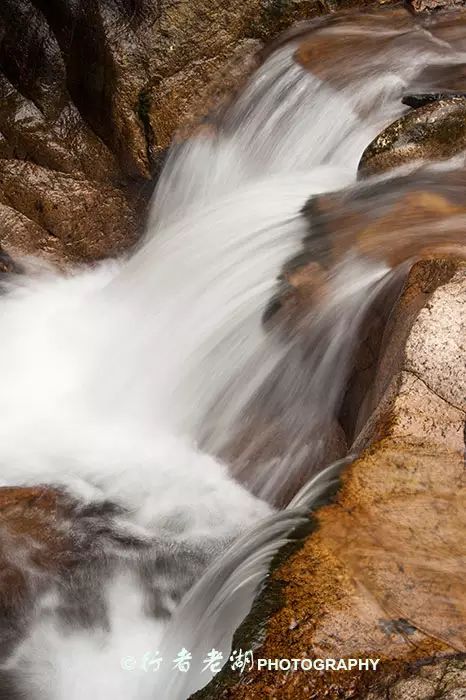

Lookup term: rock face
[359,97,466,177]
[193,258,466,699]
[1,0,404,266]
[2,0,461,266]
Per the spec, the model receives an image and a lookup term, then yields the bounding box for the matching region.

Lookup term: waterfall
[0,10,465,700]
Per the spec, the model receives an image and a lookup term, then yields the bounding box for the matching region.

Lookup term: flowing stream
[0,10,465,700]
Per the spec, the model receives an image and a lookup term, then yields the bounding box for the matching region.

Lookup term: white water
[0,12,465,700]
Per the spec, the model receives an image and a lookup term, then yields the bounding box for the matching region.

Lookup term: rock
[0,0,148,265]
[290,6,466,91]
[402,93,466,109]
[293,7,413,88]
[0,486,105,662]
[297,167,466,271]
[148,39,263,150]
[261,169,466,337]
[269,168,466,441]
[193,258,466,700]
[260,169,466,493]
[0,484,157,669]
[411,0,465,11]
[291,7,466,132]
[0,0,456,267]
[0,1,289,265]
[0,160,137,265]
[363,657,466,700]
[3,0,404,267]
[358,98,466,177]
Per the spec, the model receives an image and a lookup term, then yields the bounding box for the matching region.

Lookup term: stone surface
[363,657,466,700]
[0,0,405,266]
[359,98,466,178]
[294,6,413,88]
[265,169,466,336]
[292,6,466,95]
[404,273,466,413]
[315,168,466,266]
[1,0,458,267]
[412,0,465,10]
[0,486,118,663]
[194,259,466,700]
[0,160,137,265]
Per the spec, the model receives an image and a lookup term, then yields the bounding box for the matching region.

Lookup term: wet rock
[293,7,413,89]
[273,169,466,443]
[0,0,450,267]
[0,486,103,662]
[291,7,466,130]
[251,0,398,41]
[257,178,463,368]
[363,657,466,700]
[0,0,330,267]
[148,39,263,150]
[193,259,466,700]
[262,170,466,467]
[296,167,466,271]
[0,484,155,668]
[0,0,149,265]
[411,0,465,11]
[0,160,137,265]
[358,98,466,178]
[402,92,466,109]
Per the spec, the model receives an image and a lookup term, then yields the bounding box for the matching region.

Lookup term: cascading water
[0,9,465,700]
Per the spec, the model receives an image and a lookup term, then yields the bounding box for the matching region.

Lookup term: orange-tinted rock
[294,8,411,86]
[149,39,263,150]
[299,168,466,272]
[0,487,91,661]
[194,259,466,700]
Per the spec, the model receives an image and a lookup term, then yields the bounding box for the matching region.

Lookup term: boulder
[193,257,466,699]
[359,98,466,177]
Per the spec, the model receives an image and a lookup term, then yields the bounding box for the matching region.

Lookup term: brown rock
[359,98,466,177]
[298,168,466,272]
[4,0,401,267]
[193,258,466,700]
[362,657,466,700]
[261,171,466,346]
[1,0,453,268]
[0,484,156,666]
[149,39,263,149]
[0,486,96,662]
[0,160,138,265]
[412,0,465,11]
[294,7,412,88]
[290,6,466,143]
[0,0,148,265]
